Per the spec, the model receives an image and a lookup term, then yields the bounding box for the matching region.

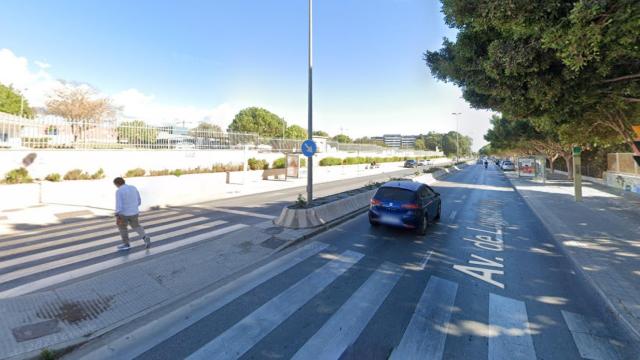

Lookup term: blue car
[368,181,441,235]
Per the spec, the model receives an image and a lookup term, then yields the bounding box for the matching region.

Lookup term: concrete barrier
[274,189,377,229]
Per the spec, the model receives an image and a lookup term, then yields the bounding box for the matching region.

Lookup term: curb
[505,175,640,344]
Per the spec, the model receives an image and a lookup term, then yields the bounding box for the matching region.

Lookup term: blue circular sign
[301,139,317,157]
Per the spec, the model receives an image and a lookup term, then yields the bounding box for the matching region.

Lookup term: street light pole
[307,0,313,204]
[452,112,461,161]
[19,88,28,117]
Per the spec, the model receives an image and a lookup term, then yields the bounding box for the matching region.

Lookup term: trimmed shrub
[44,173,61,182]
[3,168,32,184]
[149,169,171,176]
[272,158,286,169]
[125,168,146,177]
[64,169,91,180]
[91,168,105,180]
[248,158,269,170]
[319,157,342,166]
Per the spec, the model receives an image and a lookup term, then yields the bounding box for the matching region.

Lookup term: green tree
[312,130,329,137]
[423,131,444,151]
[285,124,308,139]
[117,120,158,145]
[227,107,285,137]
[0,83,34,117]
[426,0,640,151]
[414,137,426,150]
[332,134,352,143]
[190,122,222,136]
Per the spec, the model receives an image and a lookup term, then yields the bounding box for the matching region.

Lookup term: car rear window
[374,187,416,202]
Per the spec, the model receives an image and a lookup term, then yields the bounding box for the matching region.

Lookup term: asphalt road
[0,166,418,296]
[83,163,637,359]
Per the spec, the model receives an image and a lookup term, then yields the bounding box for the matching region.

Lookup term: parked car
[501,161,515,171]
[417,159,432,166]
[404,160,417,168]
[368,181,441,235]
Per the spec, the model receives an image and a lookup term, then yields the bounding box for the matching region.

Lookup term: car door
[422,185,438,220]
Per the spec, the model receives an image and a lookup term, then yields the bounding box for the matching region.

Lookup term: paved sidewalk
[507,172,640,342]
[0,219,317,360]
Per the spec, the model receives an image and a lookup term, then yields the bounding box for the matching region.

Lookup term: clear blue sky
[0,0,492,149]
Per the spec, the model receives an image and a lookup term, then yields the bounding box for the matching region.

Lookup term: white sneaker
[117,244,131,251]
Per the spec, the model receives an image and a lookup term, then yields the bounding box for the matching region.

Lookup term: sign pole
[573,146,582,202]
[307,0,313,204]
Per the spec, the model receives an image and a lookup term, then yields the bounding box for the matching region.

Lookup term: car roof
[380,181,423,191]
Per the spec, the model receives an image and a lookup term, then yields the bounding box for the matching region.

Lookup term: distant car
[477,159,484,165]
[368,181,441,235]
[404,160,417,168]
[417,159,431,166]
[501,161,515,171]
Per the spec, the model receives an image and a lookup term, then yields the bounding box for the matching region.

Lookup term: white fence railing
[0,112,443,156]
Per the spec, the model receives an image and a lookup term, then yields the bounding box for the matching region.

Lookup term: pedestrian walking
[113,177,151,251]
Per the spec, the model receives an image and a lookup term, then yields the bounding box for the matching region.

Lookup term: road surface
[68,164,637,359]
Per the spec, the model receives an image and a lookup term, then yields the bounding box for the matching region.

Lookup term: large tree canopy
[426,0,640,150]
[285,124,308,139]
[227,107,286,137]
[0,83,34,117]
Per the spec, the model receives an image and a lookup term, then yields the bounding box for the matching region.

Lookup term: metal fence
[608,153,640,175]
[0,112,441,156]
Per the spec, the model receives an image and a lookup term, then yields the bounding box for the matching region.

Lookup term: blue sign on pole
[301,139,317,157]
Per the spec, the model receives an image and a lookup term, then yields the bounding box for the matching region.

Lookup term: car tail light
[370,199,381,206]
[401,203,419,209]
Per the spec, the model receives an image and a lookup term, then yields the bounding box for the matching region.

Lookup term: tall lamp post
[19,88,28,117]
[452,112,462,161]
[307,0,314,204]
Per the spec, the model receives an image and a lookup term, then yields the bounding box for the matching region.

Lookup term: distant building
[378,134,418,148]
[401,135,418,148]
[383,134,402,148]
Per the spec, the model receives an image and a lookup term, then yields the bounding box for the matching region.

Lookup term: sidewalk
[0,219,319,360]
[506,171,640,341]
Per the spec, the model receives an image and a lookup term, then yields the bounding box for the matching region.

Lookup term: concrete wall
[0,161,416,211]
[0,149,430,179]
[605,171,640,194]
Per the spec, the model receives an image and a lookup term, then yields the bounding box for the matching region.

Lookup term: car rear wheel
[417,214,428,235]
[368,214,379,226]
[434,204,441,221]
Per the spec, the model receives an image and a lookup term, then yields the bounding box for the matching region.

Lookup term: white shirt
[115,184,142,216]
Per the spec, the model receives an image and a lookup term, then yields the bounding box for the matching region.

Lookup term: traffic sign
[301,139,317,157]
[572,146,582,155]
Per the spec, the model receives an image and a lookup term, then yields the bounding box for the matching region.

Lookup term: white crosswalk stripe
[0,222,246,298]
[391,275,458,360]
[0,210,179,247]
[80,241,331,360]
[0,215,205,269]
[488,293,537,360]
[186,250,364,360]
[0,220,227,284]
[292,261,404,360]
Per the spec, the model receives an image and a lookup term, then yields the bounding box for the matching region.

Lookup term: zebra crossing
[0,209,249,298]
[81,240,623,360]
